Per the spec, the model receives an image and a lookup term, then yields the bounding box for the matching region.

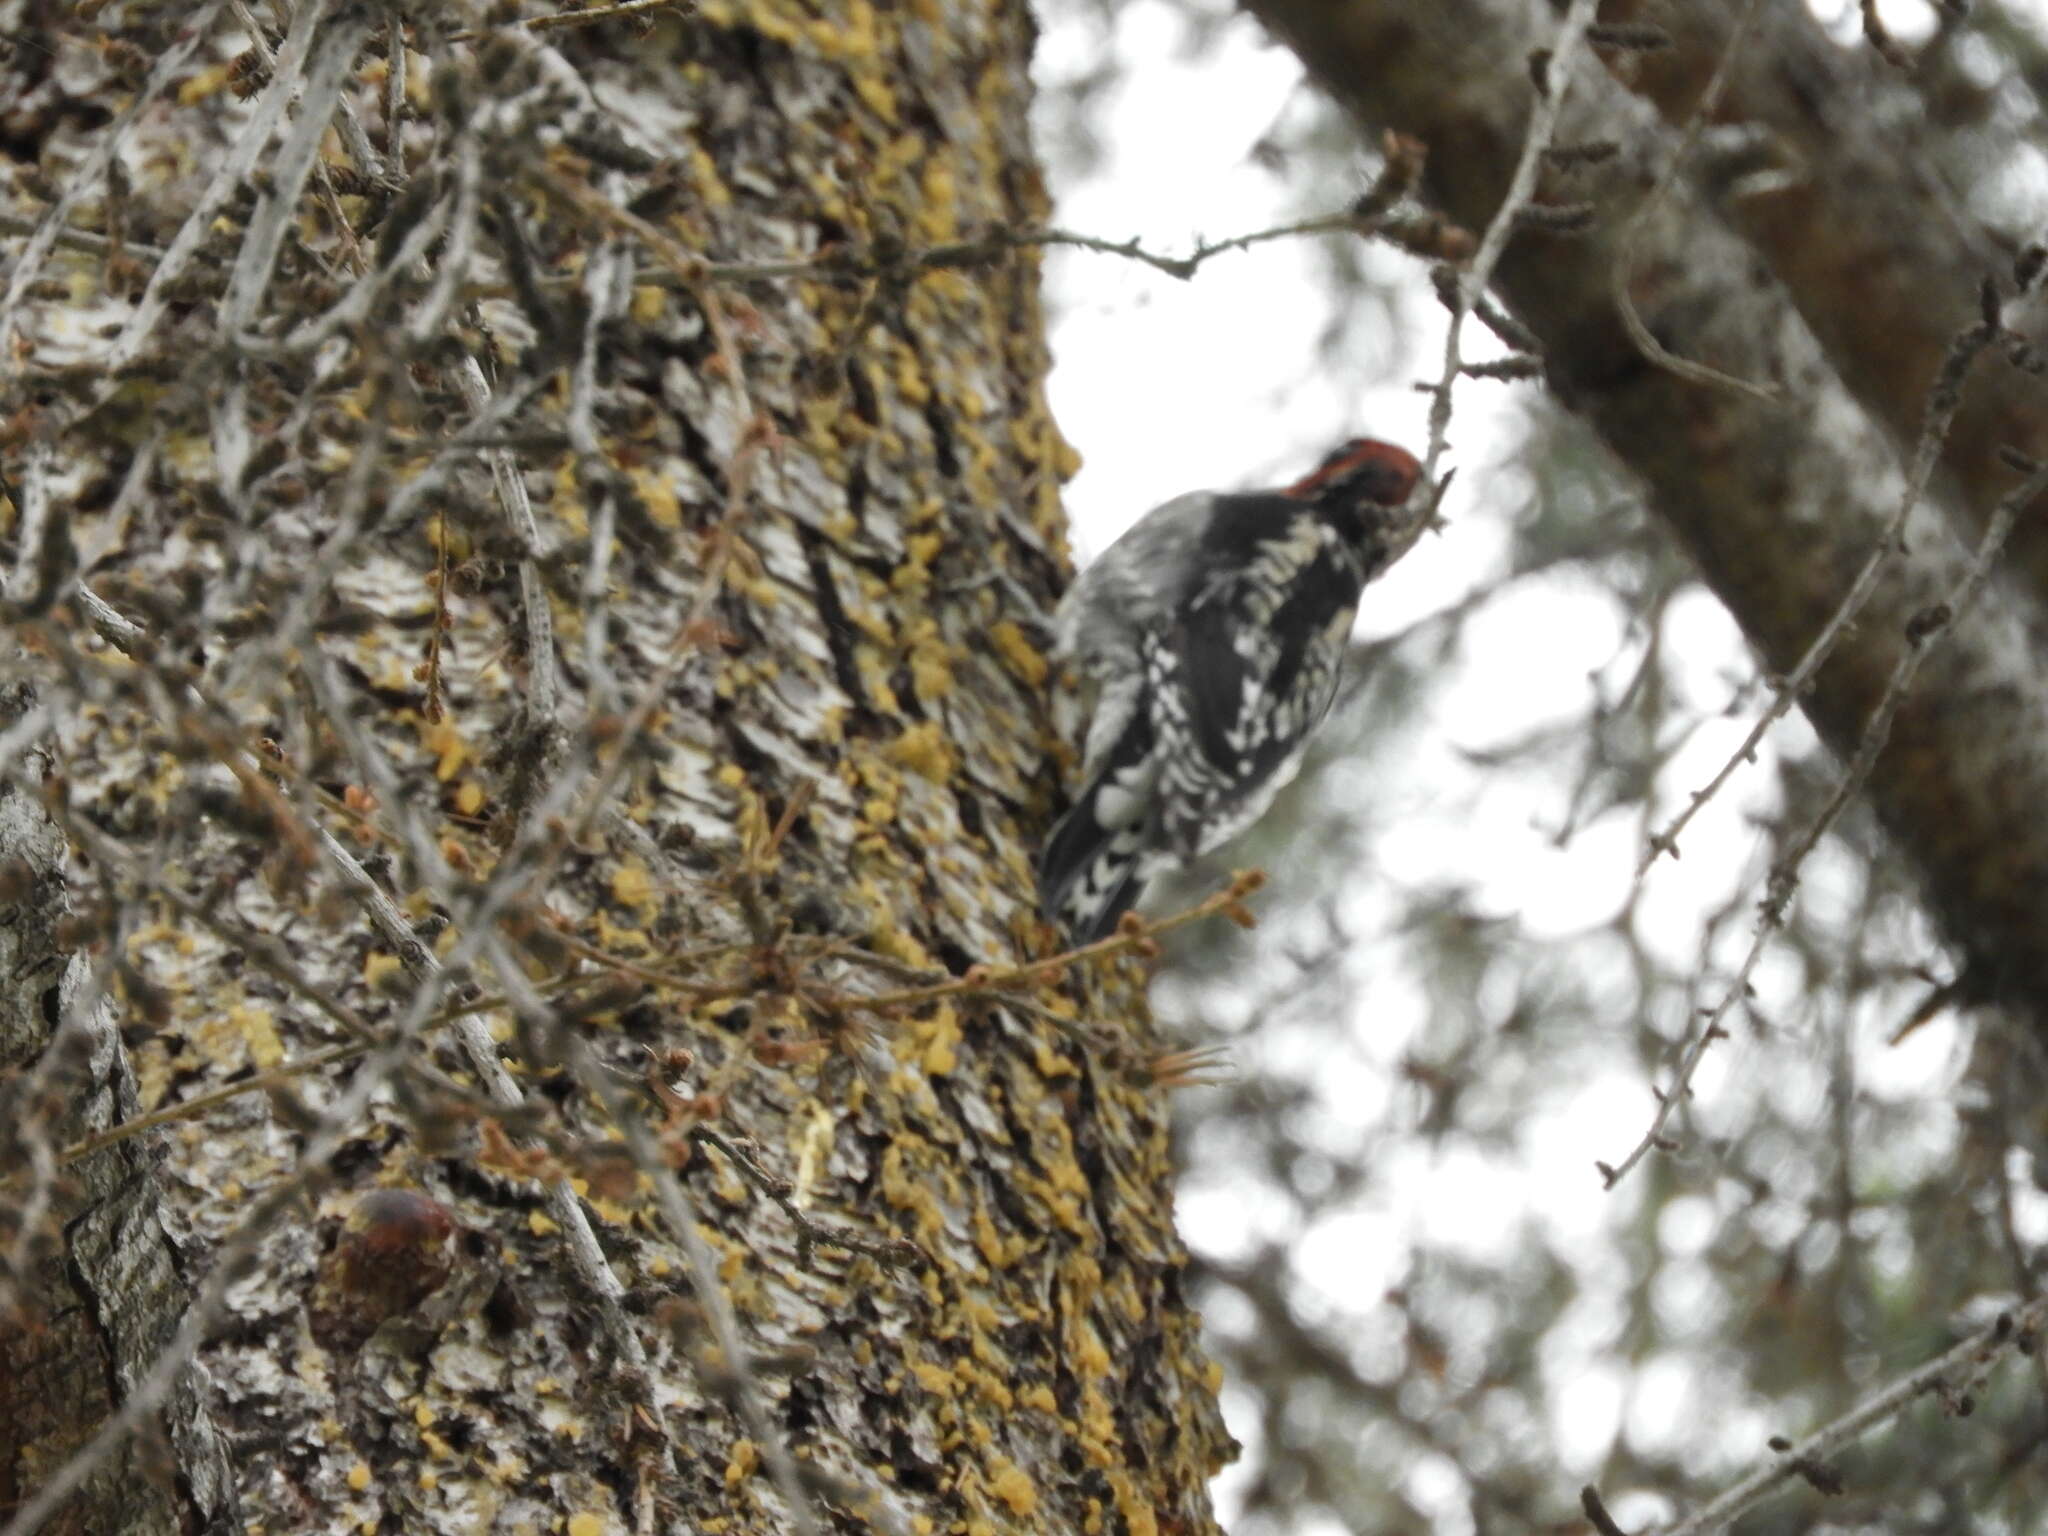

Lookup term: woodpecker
[1038,438,1425,943]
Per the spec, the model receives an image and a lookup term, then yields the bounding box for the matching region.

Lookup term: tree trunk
[1248,0,2048,1017]
[0,5,1231,1533]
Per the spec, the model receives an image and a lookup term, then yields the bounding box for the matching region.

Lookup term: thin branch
[452,351,561,724]
[1610,0,1779,404]
[1767,456,2048,894]
[537,172,1419,291]
[218,12,374,335]
[563,182,634,715]
[1990,1041,2048,1407]
[0,4,219,356]
[1005,210,1399,283]
[1638,1296,2048,1535]
[1582,1486,1634,1536]
[383,8,408,172]
[1640,304,2001,872]
[691,1128,923,1272]
[108,0,331,373]
[1422,0,1604,491]
[403,131,484,346]
[0,211,168,262]
[819,871,1267,1017]
[301,655,675,1436]
[447,0,688,44]
[1603,452,2048,1190]
[1858,0,1914,68]
[555,1012,840,1536]
[227,0,385,210]
[56,1041,370,1166]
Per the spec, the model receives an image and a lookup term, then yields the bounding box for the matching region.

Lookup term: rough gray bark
[1247,0,2048,1015]
[0,5,1231,1534]
[0,682,236,1535]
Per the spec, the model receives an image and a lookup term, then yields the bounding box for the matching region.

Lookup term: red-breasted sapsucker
[1039,438,1425,941]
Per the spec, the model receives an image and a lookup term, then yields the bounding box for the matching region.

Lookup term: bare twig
[538,178,1415,291]
[1582,1485,1635,1536]
[219,13,374,335]
[0,5,219,356]
[691,1128,922,1272]
[1640,304,2000,872]
[452,351,560,723]
[228,0,385,201]
[1611,0,1778,404]
[0,210,168,262]
[1858,0,1913,68]
[562,190,634,714]
[1989,1041,2048,1406]
[1422,0,1604,491]
[302,656,674,1432]
[1604,453,2048,1190]
[384,8,408,171]
[108,0,331,372]
[448,0,687,44]
[1643,1296,2048,1535]
[818,871,1267,1017]
[557,1020,834,1536]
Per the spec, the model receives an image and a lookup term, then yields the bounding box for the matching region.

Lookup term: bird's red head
[1285,438,1422,509]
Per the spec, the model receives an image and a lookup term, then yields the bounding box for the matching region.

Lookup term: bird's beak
[1384,467,1448,561]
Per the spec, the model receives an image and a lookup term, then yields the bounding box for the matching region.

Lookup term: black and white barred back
[1039,440,1423,942]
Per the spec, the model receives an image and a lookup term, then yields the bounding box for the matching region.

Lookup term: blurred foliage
[1035,1,2048,1532]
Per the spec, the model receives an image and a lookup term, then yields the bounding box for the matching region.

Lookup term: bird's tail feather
[1038,797,1145,944]
[1037,725,1159,943]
